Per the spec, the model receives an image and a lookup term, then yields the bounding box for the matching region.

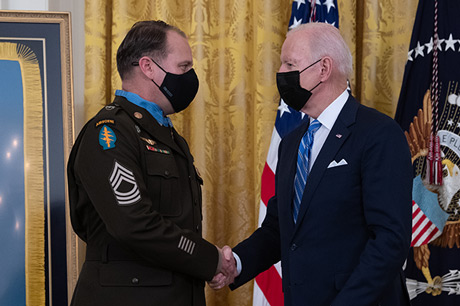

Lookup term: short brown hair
[116,20,186,79]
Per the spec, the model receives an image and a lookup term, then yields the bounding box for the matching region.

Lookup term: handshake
[210,245,239,290]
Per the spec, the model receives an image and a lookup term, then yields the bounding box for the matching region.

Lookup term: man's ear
[138,56,155,79]
[319,56,333,82]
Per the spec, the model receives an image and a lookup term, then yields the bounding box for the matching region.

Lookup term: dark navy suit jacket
[231,96,413,306]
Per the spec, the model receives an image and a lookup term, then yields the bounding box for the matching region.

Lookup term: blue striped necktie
[293,119,321,223]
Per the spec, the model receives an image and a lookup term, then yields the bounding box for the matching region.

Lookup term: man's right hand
[210,245,238,290]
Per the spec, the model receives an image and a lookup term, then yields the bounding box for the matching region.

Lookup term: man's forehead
[282,34,309,57]
[286,31,309,48]
[166,31,189,49]
[282,41,305,58]
[165,31,193,61]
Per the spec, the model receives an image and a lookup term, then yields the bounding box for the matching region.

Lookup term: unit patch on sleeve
[95,119,115,127]
[109,160,141,205]
[99,125,117,150]
[178,235,196,255]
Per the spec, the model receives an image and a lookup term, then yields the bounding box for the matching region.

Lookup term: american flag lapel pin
[336,134,342,138]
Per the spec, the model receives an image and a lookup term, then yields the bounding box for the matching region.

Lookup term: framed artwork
[0,10,77,306]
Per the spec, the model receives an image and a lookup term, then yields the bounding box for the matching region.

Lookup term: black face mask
[276,59,322,111]
[150,58,199,113]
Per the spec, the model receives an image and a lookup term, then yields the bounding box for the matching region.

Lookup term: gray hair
[288,23,353,79]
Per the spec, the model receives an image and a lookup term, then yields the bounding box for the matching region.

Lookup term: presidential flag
[253,1,339,305]
[395,0,460,303]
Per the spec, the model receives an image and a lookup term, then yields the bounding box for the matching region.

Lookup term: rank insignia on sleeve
[109,160,141,205]
[178,235,196,255]
[99,125,117,150]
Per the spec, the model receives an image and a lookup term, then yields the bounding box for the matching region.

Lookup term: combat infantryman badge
[140,137,156,146]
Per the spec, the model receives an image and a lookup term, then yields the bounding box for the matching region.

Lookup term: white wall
[48,0,85,131]
[0,0,86,131]
[0,0,48,10]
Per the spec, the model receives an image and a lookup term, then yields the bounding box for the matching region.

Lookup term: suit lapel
[115,96,185,157]
[293,97,359,233]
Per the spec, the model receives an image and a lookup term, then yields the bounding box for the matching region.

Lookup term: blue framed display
[0,11,75,306]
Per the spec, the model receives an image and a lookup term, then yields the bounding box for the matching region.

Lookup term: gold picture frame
[0,10,77,305]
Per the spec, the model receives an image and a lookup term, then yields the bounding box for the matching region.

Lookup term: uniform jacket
[231,96,413,306]
[68,96,218,306]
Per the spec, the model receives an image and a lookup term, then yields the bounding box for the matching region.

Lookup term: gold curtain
[339,0,418,116]
[84,1,418,305]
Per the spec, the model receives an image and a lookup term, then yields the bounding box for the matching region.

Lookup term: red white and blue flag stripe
[253,1,339,305]
[410,175,449,247]
[411,201,443,247]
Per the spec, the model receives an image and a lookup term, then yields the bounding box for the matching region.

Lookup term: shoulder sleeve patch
[99,125,117,150]
[95,119,115,127]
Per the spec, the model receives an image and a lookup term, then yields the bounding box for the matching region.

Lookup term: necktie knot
[307,119,321,136]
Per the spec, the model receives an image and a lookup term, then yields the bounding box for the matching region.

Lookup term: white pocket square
[327,159,348,168]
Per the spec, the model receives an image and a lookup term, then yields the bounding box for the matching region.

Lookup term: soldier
[68,20,237,306]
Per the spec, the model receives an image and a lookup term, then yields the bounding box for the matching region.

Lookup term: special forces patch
[109,160,141,206]
[95,119,115,127]
[99,125,116,150]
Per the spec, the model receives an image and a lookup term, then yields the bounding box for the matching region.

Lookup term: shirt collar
[312,89,349,130]
[115,89,172,127]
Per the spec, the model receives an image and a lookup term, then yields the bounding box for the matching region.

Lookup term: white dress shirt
[308,89,349,170]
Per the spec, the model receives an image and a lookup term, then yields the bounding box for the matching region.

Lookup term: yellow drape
[339,0,418,116]
[84,1,418,305]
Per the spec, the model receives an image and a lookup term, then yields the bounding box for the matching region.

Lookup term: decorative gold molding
[0,10,77,305]
[0,40,45,306]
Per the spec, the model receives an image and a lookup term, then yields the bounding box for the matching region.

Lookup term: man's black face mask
[150,58,199,113]
[133,58,199,113]
[276,58,322,111]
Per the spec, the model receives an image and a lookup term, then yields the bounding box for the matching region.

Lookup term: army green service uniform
[68,96,218,306]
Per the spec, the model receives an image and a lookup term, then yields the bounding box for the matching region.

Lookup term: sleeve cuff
[233,251,242,275]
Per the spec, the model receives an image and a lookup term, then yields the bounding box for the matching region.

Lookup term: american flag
[253,1,339,305]
[395,0,460,301]
[411,201,443,247]
[410,176,448,247]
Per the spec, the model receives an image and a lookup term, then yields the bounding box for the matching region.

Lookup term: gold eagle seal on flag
[405,87,460,296]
